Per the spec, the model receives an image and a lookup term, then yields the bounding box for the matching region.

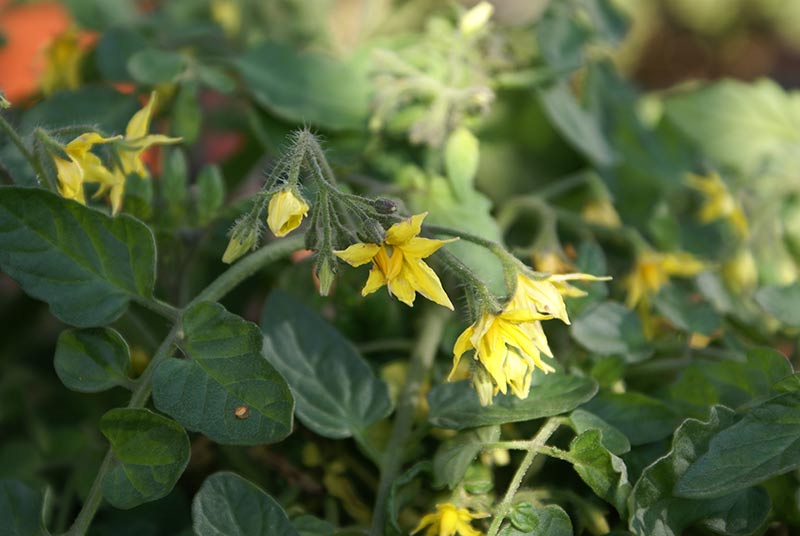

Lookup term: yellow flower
[117,92,182,178]
[53,132,124,211]
[506,272,609,325]
[412,503,488,536]
[41,29,83,95]
[211,0,242,37]
[267,188,310,237]
[334,212,455,310]
[450,309,555,401]
[686,172,748,238]
[624,250,705,309]
[582,197,622,228]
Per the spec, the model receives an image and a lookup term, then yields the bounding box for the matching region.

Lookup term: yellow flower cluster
[451,271,606,405]
[624,250,705,309]
[686,172,748,238]
[53,93,181,214]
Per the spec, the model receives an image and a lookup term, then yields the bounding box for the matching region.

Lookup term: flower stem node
[334,212,457,310]
[267,188,310,237]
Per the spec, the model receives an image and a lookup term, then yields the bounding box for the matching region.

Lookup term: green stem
[0,114,50,187]
[193,233,306,304]
[486,418,565,536]
[369,306,449,536]
[133,296,180,321]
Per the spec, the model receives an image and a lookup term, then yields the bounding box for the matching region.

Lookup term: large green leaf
[582,392,680,445]
[101,408,190,509]
[0,479,46,536]
[571,302,651,362]
[568,430,631,515]
[676,391,800,498]
[664,78,800,176]
[432,426,499,489]
[152,302,294,445]
[569,409,630,455]
[0,188,156,327]
[233,42,371,131]
[427,374,597,429]
[629,406,771,536]
[127,49,186,85]
[54,328,131,392]
[260,291,391,439]
[755,283,800,327]
[653,284,721,335]
[192,472,298,536]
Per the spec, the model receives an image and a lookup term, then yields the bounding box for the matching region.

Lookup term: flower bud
[472,366,495,407]
[722,248,758,293]
[460,1,494,35]
[0,93,10,109]
[267,188,310,237]
[372,197,398,214]
[317,257,336,297]
[360,218,386,244]
[222,221,259,264]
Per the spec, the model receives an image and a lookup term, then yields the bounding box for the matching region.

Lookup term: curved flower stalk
[335,212,456,310]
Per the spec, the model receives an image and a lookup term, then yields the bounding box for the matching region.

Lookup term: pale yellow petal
[385,212,427,245]
[124,133,182,150]
[449,324,475,381]
[404,258,454,310]
[399,236,457,259]
[126,92,157,139]
[54,157,85,204]
[267,189,310,237]
[411,512,440,535]
[333,243,380,267]
[361,265,387,296]
[387,272,416,307]
[661,252,705,277]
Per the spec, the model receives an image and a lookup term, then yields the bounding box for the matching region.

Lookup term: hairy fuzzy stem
[486,418,565,536]
[370,306,449,536]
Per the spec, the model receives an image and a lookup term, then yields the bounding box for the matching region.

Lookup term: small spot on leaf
[234,405,250,419]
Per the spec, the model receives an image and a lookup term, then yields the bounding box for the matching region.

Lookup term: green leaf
[498,504,573,536]
[583,392,680,445]
[755,282,800,326]
[571,302,651,363]
[54,328,131,392]
[676,391,800,498]
[196,65,237,94]
[194,165,225,226]
[95,26,148,82]
[664,78,800,176]
[192,472,298,536]
[152,302,294,445]
[629,406,771,536]
[388,461,432,536]
[0,479,46,536]
[582,0,629,43]
[653,284,721,335]
[444,128,479,200]
[127,49,187,85]
[20,86,139,134]
[536,2,590,72]
[260,291,392,439]
[509,502,538,532]
[292,514,335,536]
[100,408,190,509]
[568,430,632,515]
[432,426,499,489]
[233,42,371,131]
[537,82,615,166]
[569,409,630,455]
[427,374,597,429]
[161,147,189,225]
[0,188,156,327]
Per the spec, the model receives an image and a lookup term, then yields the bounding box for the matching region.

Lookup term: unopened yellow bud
[460,1,494,35]
[267,188,310,237]
[722,248,758,293]
[472,366,495,407]
[317,258,336,297]
[222,225,258,264]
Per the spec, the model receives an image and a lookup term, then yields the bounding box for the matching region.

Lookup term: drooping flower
[506,272,609,325]
[686,172,748,238]
[267,188,310,237]
[449,309,555,401]
[53,132,122,210]
[116,92,182,179]
[412,503,488,536]
[334,212,456,310]
[624,250,706,309]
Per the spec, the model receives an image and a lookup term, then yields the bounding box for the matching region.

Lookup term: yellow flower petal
[267,189,310,237]
[387,271,416,307]
[403,258,454,310]
[385,212,427,245]
[53,157,85,204]
[361,265,387,296]
[449,325,475,381]
[399,236,457,258]
[334,243,380,267]
[126,92,157,140]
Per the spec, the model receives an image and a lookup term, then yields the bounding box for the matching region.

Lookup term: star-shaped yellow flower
[624,250,705,309]
[53,132,123,210]
[267,188,310,237]
[116,92,182,178]
[334,212,455,309]
[412,503,488,536]
[450,308,555,401]
[506,272,609,325]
